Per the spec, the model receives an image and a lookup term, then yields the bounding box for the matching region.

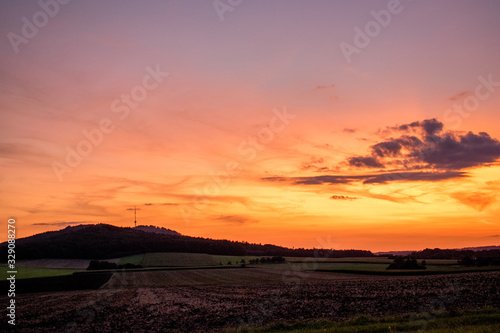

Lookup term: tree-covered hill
[1,224,374,260]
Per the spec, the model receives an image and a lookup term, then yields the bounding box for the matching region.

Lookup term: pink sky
[1,0,500,251]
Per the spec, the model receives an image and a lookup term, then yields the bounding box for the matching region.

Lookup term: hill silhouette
[0,224,373,260]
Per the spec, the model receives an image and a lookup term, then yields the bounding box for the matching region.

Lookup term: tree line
[407,248,500,260]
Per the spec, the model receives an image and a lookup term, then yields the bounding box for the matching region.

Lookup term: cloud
[0,140,57,166]
[488,235,500,238]
[264,171,466,186]
[421,118,444,135]
[315,84,335,90]
[343,128,357,133]
[449,91,470,101]
[348,156,385,168]
[264,175,425,203]
[264,119,498,191]
[451,192,496,211]
[349,119,500,171]
[301,156,325,170]
[330,195,358,200]
[32,221,94,226]
[287,175,364,185]
[263,171,467,185]
[426,131,500,169]
[212,215,258,225]
[362,171,466,184]
[389,118,443,135]
[143,202,178,206]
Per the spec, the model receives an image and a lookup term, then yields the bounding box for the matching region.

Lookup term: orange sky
[1,1,500,252]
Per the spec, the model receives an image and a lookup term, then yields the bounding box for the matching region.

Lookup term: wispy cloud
[212,215,259,225]
[449,91,470,101]
[143,203,179,206]
[301,156,325,171]
[451,192,496,211]
[32,221,94,226]
[264,171,466,186]
[315,84,335,90]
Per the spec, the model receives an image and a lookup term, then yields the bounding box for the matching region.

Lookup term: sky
[1,0,500,252]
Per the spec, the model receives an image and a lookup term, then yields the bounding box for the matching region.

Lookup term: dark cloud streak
[330,195,358,200]
[263,171,466,186]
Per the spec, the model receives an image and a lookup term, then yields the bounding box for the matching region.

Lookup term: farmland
[6,269,500,332]
[303,261,500,275]
[213,255,262,265]
[101,267,376,289]
[4,252,500,332]
[7,254,500,282]
[222,308,500,332]
[3,252,500,333]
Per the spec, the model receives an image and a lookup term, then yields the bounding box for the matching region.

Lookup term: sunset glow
[1,0,500,252]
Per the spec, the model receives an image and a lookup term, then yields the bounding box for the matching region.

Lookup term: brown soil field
[101,267,377,288]
[4,270,499,332]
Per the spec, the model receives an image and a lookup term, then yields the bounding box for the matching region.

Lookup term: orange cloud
[451,192,496,211]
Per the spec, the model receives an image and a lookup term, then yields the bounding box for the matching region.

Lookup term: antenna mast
[134,206,137,227]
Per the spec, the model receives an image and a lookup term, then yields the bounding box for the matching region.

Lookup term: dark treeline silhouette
[0,224,374,260]
[386,256,426,270]
[458,256,500,267]
[409,248,500,260]
[248,256,286,264]
[87,260,143,270]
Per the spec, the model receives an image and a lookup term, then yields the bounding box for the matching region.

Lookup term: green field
[281,257,500,275]
[1,253,264,280]
[118,254,145,266]
[0,266,78,280]
[222,308,500,333]
[140,252,218,267]
[8,255,500,280]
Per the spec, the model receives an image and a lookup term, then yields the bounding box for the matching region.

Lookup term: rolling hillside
[0,224,373,260]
